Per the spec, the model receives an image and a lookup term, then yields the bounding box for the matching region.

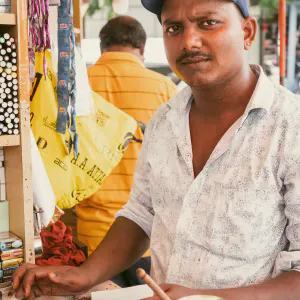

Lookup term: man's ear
[140,44,145,56]
[243,16,257,50]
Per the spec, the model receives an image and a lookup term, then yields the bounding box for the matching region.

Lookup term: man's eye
[166,25,181,34]
[202,20,219,26]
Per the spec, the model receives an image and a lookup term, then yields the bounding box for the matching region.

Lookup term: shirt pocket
[208,184,281,260]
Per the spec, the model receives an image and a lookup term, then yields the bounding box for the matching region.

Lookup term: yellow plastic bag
[30,51,137,209]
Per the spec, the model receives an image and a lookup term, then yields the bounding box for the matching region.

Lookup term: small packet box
[0,248,23,261]
[0,266,18,277]
[0,275,12,283]
[0,201,9,233]
[0,257,23,270]
[0,232,23,252]
[0,6,11,13]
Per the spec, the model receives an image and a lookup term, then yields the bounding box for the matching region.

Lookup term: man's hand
[144,272,300,300]
[13,263,93,299]
[143,284,197,300]
[11,218,150,299]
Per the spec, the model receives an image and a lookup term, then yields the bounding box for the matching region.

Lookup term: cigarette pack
[0,275,12,283]
[0,258,23,270]
[0,249,23,261]
[0,5,11,13]
[0,266,18,277]
[0,232,23,252]
[0,201,9,233]
[0,0,10,5]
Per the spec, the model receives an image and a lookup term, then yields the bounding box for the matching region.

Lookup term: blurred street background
[75,0,300,93]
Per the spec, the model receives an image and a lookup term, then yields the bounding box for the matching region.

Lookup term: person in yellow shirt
[76,16,176,287]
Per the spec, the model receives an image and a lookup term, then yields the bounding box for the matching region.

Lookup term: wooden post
[73,0,82,45]
[279,0,286,86]
[3,0,34,263]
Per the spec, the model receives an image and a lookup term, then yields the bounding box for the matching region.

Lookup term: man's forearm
[79,217,150,287]
[199,271,300,300]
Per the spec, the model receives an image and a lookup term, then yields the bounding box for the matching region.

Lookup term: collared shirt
[117,65,300,289]
[76,52,176,255]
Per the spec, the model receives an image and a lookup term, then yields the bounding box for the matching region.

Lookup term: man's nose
[180,27,203,52]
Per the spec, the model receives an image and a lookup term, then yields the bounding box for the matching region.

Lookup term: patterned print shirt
[117,65,300,289]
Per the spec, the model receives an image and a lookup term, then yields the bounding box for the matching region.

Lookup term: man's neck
[191,65,258,118]
[102,46,144,63]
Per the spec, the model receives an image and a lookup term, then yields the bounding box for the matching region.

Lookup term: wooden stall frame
[2,0,34,263]
[73,0,83,44]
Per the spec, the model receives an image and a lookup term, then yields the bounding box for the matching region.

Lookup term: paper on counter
[91,284,154,300]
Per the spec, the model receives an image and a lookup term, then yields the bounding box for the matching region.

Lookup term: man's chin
[177,68,216,85]
[171,68,216,87]
[183,76,216,88]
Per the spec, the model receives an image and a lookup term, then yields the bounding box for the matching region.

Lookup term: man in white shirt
[13,0,300,299]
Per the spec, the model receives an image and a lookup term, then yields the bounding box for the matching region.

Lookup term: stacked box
[0,232,23,288]
[0,200,9,233]
[0,0,10,13]
[0,232,22,251]
[0,249,23,261]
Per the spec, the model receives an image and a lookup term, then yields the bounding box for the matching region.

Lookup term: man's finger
[158,284,172,292]
[15,284,25,299]
[48,270,75,289]
[21,269,40,297]
[26,286,42,300]
[32,285,43,299]
[26,292,35,300]
[26,290,37,300]
[142,283,172,300]
[22,267,58,297]
[13,264,35,291]
[48,272,60,283]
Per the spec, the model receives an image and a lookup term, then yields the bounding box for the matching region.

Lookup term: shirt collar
[96,52,144,67]
[244,64,274,114]
[167,64,275,117]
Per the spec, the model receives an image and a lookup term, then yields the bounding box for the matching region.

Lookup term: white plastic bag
[31,129,56,228]
[74,47,94,116]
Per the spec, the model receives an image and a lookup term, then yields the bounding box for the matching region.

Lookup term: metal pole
[286,0,298,91]
[279,0,287,86]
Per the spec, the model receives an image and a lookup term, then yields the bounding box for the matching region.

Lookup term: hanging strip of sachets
[56,0,78,156]
[28,0,51,82]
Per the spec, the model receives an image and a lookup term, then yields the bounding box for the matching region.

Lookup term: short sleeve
[273,131,300,277]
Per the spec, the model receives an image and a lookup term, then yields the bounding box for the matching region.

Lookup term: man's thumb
[48,272,64,284]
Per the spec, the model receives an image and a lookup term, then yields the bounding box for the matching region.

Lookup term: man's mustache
[176,51,213,64]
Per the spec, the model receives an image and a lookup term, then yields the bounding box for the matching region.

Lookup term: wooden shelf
[0,135,20,147]
[4,0,35,264]
[0,13,16,25]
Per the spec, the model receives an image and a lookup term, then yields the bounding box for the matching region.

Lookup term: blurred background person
[76,15,176,288]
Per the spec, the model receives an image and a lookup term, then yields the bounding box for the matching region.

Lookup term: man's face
[161,0,248,87]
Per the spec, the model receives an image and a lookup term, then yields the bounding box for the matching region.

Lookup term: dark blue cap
[141,0,249,21]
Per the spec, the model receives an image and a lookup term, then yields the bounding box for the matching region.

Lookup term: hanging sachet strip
[56,0,78,156]
[28,0,51,82]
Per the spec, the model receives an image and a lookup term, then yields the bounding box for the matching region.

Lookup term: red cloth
[36,220,86,266]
